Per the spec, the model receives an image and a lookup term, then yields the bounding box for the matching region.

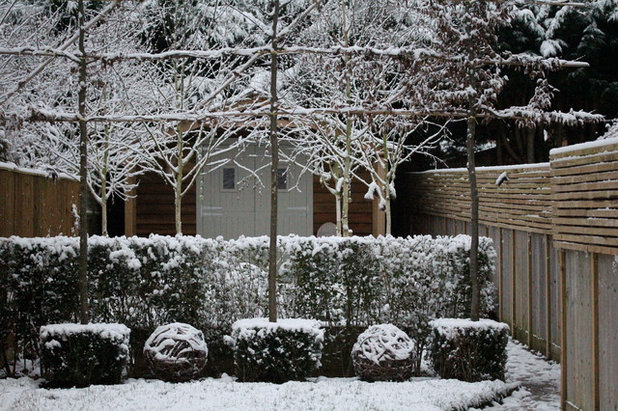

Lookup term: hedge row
[0,234,496,377]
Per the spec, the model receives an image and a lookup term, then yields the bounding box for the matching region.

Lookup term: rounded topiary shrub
[144,322,208,382]
[351,324,416,382]
[429,318,509,382]
[226,318,324,383]
[40,323,130,387]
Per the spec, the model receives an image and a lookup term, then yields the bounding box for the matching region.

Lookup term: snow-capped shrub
[428,318,509,382]
[351,324,416,382]
[40,323,130,387]
[226,318,324,383]
[143,322,208,382]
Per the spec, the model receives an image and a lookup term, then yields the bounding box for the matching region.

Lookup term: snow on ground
[476,340,561,410]
[0,339,559,411]
[0,376,513,411]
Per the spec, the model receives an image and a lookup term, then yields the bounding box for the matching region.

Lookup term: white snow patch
[414,162,549,174]
[0,161,78,181]
[496,171,509,186]
[549,136,618,156]
[40,323,130,342]
[0,376,513,411]
[430,318,510,340]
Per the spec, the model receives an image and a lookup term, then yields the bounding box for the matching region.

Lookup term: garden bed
[0,375,515,411]
[0,340,559,411]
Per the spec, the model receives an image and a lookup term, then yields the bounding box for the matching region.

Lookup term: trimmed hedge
[226,318,324,383]
[0,234,496,377]
[428,318,509,382]
[40,323,130,387]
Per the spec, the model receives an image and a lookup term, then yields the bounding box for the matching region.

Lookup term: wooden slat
[0,169,16,237]
[550,142,618,160]
[551,150,618,169]
[550,161,618,177]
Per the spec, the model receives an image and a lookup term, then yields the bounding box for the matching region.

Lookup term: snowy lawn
[0,340,559,411]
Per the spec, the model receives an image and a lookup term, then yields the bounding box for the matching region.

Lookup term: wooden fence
[0,163,79,237]
[404,137,617,411]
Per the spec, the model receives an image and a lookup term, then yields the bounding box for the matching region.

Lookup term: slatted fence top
[550,138,618,255]
[408,163,553,234]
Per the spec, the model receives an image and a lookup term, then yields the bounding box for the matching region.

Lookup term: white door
[197,144,312,239]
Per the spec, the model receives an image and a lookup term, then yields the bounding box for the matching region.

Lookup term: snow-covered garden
[2,0,617,409]
[0,339,560,410]
[0,234,562,409]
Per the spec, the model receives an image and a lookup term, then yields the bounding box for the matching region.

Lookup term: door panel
[197,144,312,239]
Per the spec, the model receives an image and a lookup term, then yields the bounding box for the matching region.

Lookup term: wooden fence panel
[551,141,618,255]
[0,164,78,237]
[405,138,618,411]
[0,169,15,236]
[514,230,529,341]
[565,250,594,410]
[549,244,561,361]
[501,228,514,328]
[598,253,618,411]
[530,232,547,353]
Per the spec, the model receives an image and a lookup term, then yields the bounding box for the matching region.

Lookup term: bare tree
[409,0,602,320]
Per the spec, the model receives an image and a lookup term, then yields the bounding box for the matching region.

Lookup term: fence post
[527,233,533,348]
[511,229,517,333]
[545,234,552,359]
[591,252,599,410]
[560,249,567,410]
[498,227,503,321]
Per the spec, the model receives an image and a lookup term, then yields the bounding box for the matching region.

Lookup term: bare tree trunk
[175,128,184,235]
[341,5,352,237]
[335,193,342,236]
[100,86,110,236]
[526,127,535,163]
[77,0,90,324]
[466,105,480,322]
[496,125,503,166]
[175,182,182,235]
[385,195,391,235]
[268,0,280,323]
[100,195,108,236]
[342,118,352,237]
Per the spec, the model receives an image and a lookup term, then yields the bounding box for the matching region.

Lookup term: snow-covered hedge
[280,235,497,365]
[429,319,509,382]
[0,234,496,377]
[226,318,324,383]
[40,323,130,387]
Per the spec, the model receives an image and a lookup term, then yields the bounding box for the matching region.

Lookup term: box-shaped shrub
[40,323,130,387]
[226,318,324,383]
[429,318,509,382]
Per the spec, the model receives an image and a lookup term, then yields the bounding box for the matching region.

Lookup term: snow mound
[40,323,130,342]
[230,318,324,340]
[430,318,510,340]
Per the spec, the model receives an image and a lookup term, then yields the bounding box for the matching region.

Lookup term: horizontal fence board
[551,150,618,169]
[550,161,618,177]
[553,170,618,185]
[550,142,618,159]
[552,180,618,193]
